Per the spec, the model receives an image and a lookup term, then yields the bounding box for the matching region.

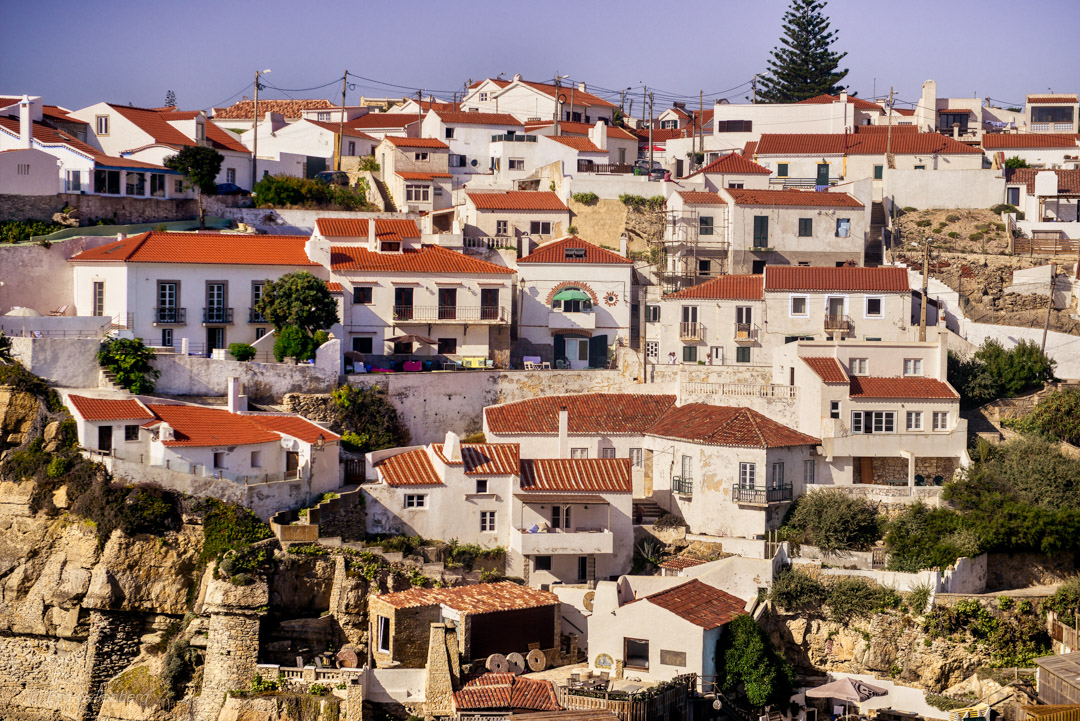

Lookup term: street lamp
[553,73,569,136]
[251,69,272,188]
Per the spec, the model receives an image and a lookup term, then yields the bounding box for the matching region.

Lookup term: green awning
[553,289,591,303]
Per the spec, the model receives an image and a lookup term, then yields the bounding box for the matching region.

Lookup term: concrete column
[901,450,916,488]
[181,337,189,355]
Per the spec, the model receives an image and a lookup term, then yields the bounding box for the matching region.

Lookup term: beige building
[376,136,452,212]
[460,190,571,249]
[1025,94,1078,134]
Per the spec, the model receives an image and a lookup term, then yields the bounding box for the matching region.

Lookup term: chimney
[839,90,848,104]
[443,430,462,462]
[513,73,522,82]
[18,95,32,149]
[590,120,607,152]
[158,422,174,442]
[368,218,377,250]
[578,82,587,93]
[557,406,569,459]
[918,80,937,131]
[619,234,628,257]
[227,376,247,413]
[116,232,127,242]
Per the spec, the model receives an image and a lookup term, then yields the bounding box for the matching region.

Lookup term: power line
[205,80,255,111]
[262,77,344,94]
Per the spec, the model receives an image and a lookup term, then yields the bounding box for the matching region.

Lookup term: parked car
[314,171,351,187]
[215,182,250,196]
[633,160,665,179]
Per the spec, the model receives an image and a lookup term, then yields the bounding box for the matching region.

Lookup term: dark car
[215,182,250,196]
[633,159,666,179]
[314,170,351,187]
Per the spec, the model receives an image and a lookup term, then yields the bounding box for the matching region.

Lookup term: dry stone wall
[0,193,201,224]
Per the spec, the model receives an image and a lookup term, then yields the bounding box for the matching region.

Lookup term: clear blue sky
[2,0,1077,113]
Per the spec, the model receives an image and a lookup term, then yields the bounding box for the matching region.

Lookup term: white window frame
[849,358,868,376]
[601,447,616,459]
[226,168,236,184]
[904,358,923,376]
[789,295,809,317]
[830,401,841,419]
[932,411,949,431]
[95,115,109,135]
[508,158,525,170]
[405,184,430,202]
[570,448,588,459]
[906,411,924,431]
[770,462,785,487]
[645,340,658,360]
[803,459,815,484]
[530,220,552,235]
[873,411,895,433]
[738,462,756,486]
[480,511,496,532]
[377,615,391,653]
[404,494,427,509]
[864,297,884,318]
[630,448,643,467]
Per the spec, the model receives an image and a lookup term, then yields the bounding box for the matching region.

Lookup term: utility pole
[642,85,647,128]
[417,90,422,133]
[1042,262,1057,352]
[627,99,633,126]
[251,68,271,187]
[885,86,896,170]
[698,89,704,161]
[554,74,562,137]
[336,70,348,171]
[919,235,930,341]
[751,75,758,104]
[568,83,576,127]
[648,92,655,172]
[620,89,626,115]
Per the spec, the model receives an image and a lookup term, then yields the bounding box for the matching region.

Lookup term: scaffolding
[658,207,730,293]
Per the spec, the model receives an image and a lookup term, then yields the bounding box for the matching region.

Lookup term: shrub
[309,683,329,696]
[948,231,960,239]
[0,219,65,244]
[947,340,1055,407]
[945,214,960,223]
[567,225,578,235]
[287,544,329,557]
[1046,577,1080,625]
[273,325,315,362]
[340,431,368,453]
[825,577,901,623]
[1004,156,1029,169]
[252,174,374,210]
[969,232,984,241]
[97,337,160,393]
[717,614,794,708]
[902,206,917,212]
[199,498,273,566]
[780,488,883,555]
[991,203,1025,220]
[915,219,932,227]
[1007,388,1080,446]
[885,502,969,572]
[228,343,256,361]
[46,456,70,478]
[994,222,1006,231]
[354,156,380,172]
[907,582,933,615]
[768,567,826,611]
[618,194,665,211]
[331,385,409,453]
[571,192,599,205]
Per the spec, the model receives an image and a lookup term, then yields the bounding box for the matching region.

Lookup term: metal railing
[672,476,693,495]
[491,133,537,142]
[682,382,798,398]
[154,307,186,324]
[679,322,704,340]
[824,314,853,334]
[248,308,268,324]
[464,235,517,253]
[734,322,756,342]
[203,307,234,324]
[111,312,134,331]
[769,177,840,187]
[1030,123,1074,132]
[392,305,508,322]
[577,161,634,174]
[732,484,793,504]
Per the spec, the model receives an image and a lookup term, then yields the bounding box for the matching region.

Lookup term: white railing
[682,382,798,399]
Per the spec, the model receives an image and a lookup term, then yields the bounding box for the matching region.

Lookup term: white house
[210,98,339,132]
[463,75,618,125]
[344,112,421,141]
[983,133,1080,170]
[0,147,59,195]
[68,231,324,354]
[240,116,377,175]
[420,109,523,184]
[375,136,452,212]
[516,236,634,367]
[460,191,571,248]
[682,151,773,191]
[525,120,640,168]
[1003,169,1080,227]
[1025,93,1078,134]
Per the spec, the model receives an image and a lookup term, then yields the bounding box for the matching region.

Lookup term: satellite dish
[506,652,526,675]
[583,591,595,612]
[486,653,509,673]
[526,649,547,672]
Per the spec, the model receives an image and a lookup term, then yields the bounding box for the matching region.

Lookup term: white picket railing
[682,382,798,399]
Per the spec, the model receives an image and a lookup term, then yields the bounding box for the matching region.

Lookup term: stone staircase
[865,201,887,266]
[372,177,397,212]
[98,368,130,394]
[633,497,665,524]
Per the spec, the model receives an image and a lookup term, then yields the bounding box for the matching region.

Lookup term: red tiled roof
[523,120,637,140]
[894,108,915,116]
[345,114,419,130]
[484,393,676,435]
[213,98,335,119]
[1005,168,1080,195]
[431,110,523,126]
[431,442,520,475]
[982,133,1080,149]
[145,404,277,447]
[469,78,512,91]
[68,232,317,266]
[765,266,910,293]
[797,94,884,112]
[67,395,152,422]
[630,127,691,142]
[316,217,420,240]
[519,458,632,493]
[742,141,758,157]
[642,580,746,629]
[204,122,250,154]
[665,275,763,300]
[660,556,708,571]
[395,171,452,180]
[802,357,849,384]
[374,448,443,486]
[107,104,194,148]
[849,376,959,399]
[453,674,560,712]
[690,151,771,176]
[518,236,632,264]
[1028,96,1078,104]
[376,581,558,613]
[42,105,88,125]
[853,124,919,134]
[755,132,983,155]
[939,108,974,115]
[517,80,617,108]
[0,116,166,170]
[246,415,339,443]
[330,244,514,274]
[547,136,604,153]
[726,188,863,208]
[467,191,568,212]
[326,282,343,293]
[646,404,819,449]
[676,191,726,205]
[306,119,377,141]
[382,136,448,149]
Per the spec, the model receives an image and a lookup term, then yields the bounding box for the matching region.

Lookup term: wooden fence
[1014,237,1079,256]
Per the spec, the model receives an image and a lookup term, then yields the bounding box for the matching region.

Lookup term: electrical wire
[262,77,344,93]
[205,81,255,111]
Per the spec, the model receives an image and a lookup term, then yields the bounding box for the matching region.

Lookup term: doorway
[565,337,590,369]
[816,163,830,186]
[207,327,225,354]
[827,297,844,319]
[286,451,300,477]
[97,425,113,454]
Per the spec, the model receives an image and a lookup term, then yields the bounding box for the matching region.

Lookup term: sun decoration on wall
[603,291,618,307]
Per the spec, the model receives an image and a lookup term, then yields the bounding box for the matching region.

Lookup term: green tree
[331,384,409,453]
[273,325,315,363]
[717,614,794,708]
[257,271,338,337]
[163,146,223,229]
[1015,388,1080,446]
[780,488,883,555]
[164,89,177,108]
[97,338,160,393]
[757,0,849,103]
[1004,156,1029,169]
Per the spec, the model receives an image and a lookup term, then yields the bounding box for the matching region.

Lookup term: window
[65,169,82,192]
[865,297,883,317]
[736,346,751,363]
[174,179,184,194]
[377,616,391,653]
[552,504,570,529]
[534,555,552,571]
[404,494,427,508]
[715,120,752,133]
[624,638,650,670]
[777,163,789,177]
[771,462,785,487]
[150,173,165,197]
[874,165,884,180]
[1006,187,1020,206]
[250,450,262,467]
[509,158,525,170]
[475,479,488,494]
[753,216,769,247]
[798,218,813,237]
[849,358,868,375]
[255,327,266,340]
[124,425,140,441]
[161,328,173,347]
[226,168,236,184]
[578,556,588,582]
[16,163,29,175]
[645,340,658,359]
[933,411,949,431]
[830,401,840,419]
[683,346,697,362]
[352,337,373,354]
[630,448,643,467]
[437,337,457,355]
[92,282,105,317]
[317,112,331,122]
[906,411,924,431]
[904,359,923,376]
[94,169,120,195]
[914,164,925,170]
[752,260,766,274]
[449,153,466,167]
[728,182,744,189]
[601,447,616,459]
[213,452,225,469]
[125,171,145,196]
[494,219,509,236]
[699,259,712,275]
[480,511,496,532]
[353,286,373,304]
[570,448,588,459]
[347,141,356,155]
[95,115,109,135]
[835,218,851,237]
[646,305,660,323]
[851,411,895,434]
[804,459,816,484]
[874,412,896,432]
[699,216,714,235]
[790,296,808,317]
[414,151,429,162]
[530,221,552,235]
[157,281,177,316]
[739,462,756,486]
[479,92,489,102]
[445,127,455,139]
[405,184,430,202]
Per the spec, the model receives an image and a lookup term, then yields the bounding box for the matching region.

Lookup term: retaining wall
[0,192,205,224]
[0,234,124,316]
[9,336,101,388]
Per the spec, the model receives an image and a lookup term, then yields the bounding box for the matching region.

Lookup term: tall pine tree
[757,0,849,104]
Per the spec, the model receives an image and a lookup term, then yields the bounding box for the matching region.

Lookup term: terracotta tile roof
[982,133,1080,149]
[641,580,746,629]
[315,217,420,240]
[518,236,632,264]
[523,120,637,140]
[245,415,339,443]
[939,108,974,115]
[67,395,153,422]
[516,80,617,109]
[107,104,194,148]
[547,136,604,153]
[726,188,863,207]
[329,244,514,274]
[519,458,632,493]
[431,442,521,475]
[382,136,449,149]
[345,114,419,130]
[690,151,771,176]
[204,122,250,154]
[395,171,453,180]
[852,124,919,134]
[68,232,317,266]
[0,116,167,170]
[1028,96,1078,104]
[453,674,560,712]
[894,108,915,116]
[631,127,692,142]
[42,105,88,125]
[511,677,560,711]
[326,282,343,293]
[431,110,523,126]
[1006,168,1080,195]
[797,94,884,112]
[145,404,278,447]
[376,581,558,613]
[374,448,443,486]
[469,78,512,91]
[647,404,819,448]
[306,119,377,141]
[466,191,568,212]
[484,393,676,435]
[743,141,758,157]
[849,376,959,399]
[676,191,726,205]
[765,266,910,293]
[803,356,849,384]
[665,274,763,300]
[659,556,707,571]
[214,99,335,120]
[755,132,983,155]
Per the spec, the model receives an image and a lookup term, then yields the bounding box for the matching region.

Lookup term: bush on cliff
[198,497,273,570]
[97,337,160,394]
[331,384,409,453]
[779,489,884,555]
[717,614,794,708]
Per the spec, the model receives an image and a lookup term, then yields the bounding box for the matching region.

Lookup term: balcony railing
[683,382,797,398]
[769,177,839,188]
[154,307,186,324]
[1030,123,1074,133]
[491,133,537,142]
[203,307,234,324]
[679,322,704,340]
[673,476,693,496]
[732,484,793,505]
[249,308,268,324]
[734,322,757,343]
[577,161,634,174]
[464,236,517,254]
[824,314,853,334]
[393,305,508,323]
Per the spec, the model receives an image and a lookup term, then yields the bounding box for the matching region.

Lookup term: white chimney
[227,377,247,413]
[619,234,628,257]
[368,219,377,250]
[1034,170,1059,198]
[917,80,937,132]
[578,82,587,93]
[513,73,522,82]
[158,422,175,442]
[590,120,607,152]
[18,95,32,149]
[116,232,127,242]
[557,406,569,459]
[839,90,848,104]
[444,430,462,462]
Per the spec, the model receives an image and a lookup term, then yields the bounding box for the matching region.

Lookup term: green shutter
[753,216,769,246]
[874,165,884,180]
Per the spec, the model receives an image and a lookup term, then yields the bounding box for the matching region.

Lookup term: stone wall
[152,351,339,401]
[985,551,1075,592]
[82,611,144,721]
[0,234,122,316]
[0,193,201,224]
[196,612,262,721]
[369,596,441,669]
[0,632,92,719]
[567,198,630,251]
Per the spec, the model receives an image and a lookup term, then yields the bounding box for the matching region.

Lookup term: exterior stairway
[865,201,886,266]
[633,497,665,524]
[372,177,397,212]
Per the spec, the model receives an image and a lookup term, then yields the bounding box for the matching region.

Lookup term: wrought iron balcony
[203,307,234,324]
[392,305,508,323]
[824,314,853,334]
[734,322,757,343]
[732,484,793,505]
[154,307,186,325]
[673,476,693,496]
[249,308,268,324]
